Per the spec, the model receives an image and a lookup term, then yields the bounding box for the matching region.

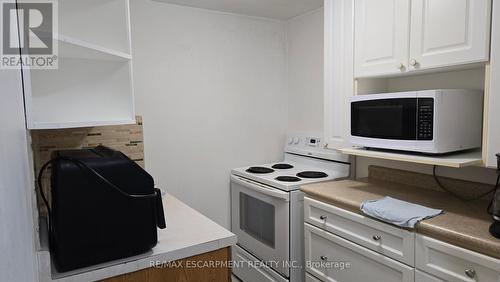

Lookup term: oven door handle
[231,175,290,201]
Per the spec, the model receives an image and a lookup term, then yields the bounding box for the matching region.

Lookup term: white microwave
[349,89,483,154]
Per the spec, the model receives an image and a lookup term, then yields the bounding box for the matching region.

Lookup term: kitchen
[1,0,500,281]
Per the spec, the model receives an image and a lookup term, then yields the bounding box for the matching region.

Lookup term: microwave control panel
[417,98,434,141]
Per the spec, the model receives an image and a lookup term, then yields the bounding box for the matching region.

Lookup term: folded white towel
[360,196,443,228]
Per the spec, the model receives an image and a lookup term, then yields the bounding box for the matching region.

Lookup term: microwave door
[351,98,417,141]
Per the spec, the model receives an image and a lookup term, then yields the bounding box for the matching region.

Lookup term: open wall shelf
[26,57,134,130]
[347,67,489,168]
[58,0,131,54]
[22,0,135,129]
[339,147,483,168]
[57,35,132,62]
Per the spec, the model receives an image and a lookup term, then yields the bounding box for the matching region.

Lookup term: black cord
[432,165,499,202]
[37,159,54,219]
[487,173,500,215]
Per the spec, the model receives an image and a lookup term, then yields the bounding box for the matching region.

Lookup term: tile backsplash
[31,116,145,215]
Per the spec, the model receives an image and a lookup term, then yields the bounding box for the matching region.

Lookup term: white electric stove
[231,134,352,282]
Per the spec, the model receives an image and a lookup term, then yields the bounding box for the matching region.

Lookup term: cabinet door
[409,0,491,72]
[324,0,354,149]
[354,0,410,78]
[305,223,414,282]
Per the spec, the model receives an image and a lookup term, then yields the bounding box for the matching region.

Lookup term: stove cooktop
[246,166,274,174]
[275,176,301,182]
[296,171,328,179]
[272,163,294,169]
[246,163,329,181]
[232,157,350,191]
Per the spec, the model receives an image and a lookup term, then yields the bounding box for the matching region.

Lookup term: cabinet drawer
[305,223,414,282]
[232,245,287,282]
[415,270,444,282]
[306,272,322,282]
[304,197,415,266]
[416,234,500,282]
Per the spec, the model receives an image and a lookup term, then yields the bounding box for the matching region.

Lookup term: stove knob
[293,137,300,144]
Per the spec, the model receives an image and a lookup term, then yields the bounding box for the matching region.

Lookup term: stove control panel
[287,135,321,147]
[285,133,350,162]
[287,136,300,145]
[306,137,320,147]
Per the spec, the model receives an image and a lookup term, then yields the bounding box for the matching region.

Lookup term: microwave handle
[230,175,290,201]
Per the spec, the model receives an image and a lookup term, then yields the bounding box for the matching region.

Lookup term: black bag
[38,146,166,272]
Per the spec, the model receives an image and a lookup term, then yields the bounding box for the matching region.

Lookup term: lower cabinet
[305,223,414,282]
[304,196,415,266]
[102,247,231,282]
[303,196,500,282]
[415,234,500,282]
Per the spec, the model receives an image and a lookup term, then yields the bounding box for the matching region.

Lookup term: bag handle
[37,156,166,230]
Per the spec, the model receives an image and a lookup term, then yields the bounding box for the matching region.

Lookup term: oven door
[230,175,290,277]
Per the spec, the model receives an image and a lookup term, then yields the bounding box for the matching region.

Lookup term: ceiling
[152,0,323,20]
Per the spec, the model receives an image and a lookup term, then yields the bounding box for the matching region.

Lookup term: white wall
[286,8,324,134]
[130,2,288,227]
[0,70,38,280]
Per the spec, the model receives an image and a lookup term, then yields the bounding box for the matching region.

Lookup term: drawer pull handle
[465,269,476,278]
[372,235,381,241]
[320,256,328,261]
[319,215,327,220]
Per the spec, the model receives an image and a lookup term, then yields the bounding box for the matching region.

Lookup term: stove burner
[296,171,328,179]
[272,163,294,169]
[246,166,274,174]
[275,176,301,182]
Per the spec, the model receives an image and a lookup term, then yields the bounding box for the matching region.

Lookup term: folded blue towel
[360,196,443,228]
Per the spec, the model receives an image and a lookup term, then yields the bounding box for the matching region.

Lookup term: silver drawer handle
[372,235,381,241]
[465,269,476,278]
[319,215,327,220]
[320,256,328,261]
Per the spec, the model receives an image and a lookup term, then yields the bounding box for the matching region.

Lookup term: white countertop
[38,193,237,282]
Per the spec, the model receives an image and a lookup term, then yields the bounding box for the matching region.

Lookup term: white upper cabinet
[22,0,135,129]
[324,0,354,149]
[409,0,491,72]
[354,0,410,77]
[354,0,491,78]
